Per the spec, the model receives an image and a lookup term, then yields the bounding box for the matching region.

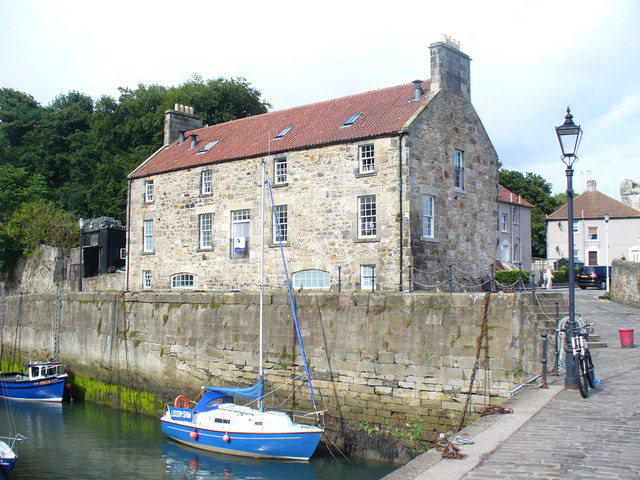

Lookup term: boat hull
[161,417,322,461]
[0,376,67,402]
[0,441,17,480]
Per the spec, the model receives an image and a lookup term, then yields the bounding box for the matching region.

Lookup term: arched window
[292,270,331,289]
[171,273,198,289]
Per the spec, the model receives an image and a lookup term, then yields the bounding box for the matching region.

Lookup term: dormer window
[197,140,219,154]
[274,125,293,139]
[343,113,363,126]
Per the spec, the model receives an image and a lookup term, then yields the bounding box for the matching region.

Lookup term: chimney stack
[587,179,597,191]
[429,35,471,100]
[164,104,204,146]
[189,134,198,150]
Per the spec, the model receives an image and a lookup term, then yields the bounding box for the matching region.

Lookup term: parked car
[575,266,611,290]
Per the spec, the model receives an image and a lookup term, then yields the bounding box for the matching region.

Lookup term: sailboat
[0,434,25,480]
[160,161,324,460]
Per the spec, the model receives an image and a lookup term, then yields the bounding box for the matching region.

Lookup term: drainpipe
[398,131,406,291]
[125,177,132,291]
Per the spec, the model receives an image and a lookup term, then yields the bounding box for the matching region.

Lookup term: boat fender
[190,430,199,440]
[174,395,190,409]
[223,433,231,443]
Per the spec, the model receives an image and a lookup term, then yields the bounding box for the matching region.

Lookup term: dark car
[575,266,611,290]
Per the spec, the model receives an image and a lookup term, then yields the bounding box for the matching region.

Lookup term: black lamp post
[555,107,583,389]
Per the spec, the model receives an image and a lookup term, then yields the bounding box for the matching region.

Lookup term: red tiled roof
[130,81,431,178]
[547,189,640,220]
[498,185,535,208]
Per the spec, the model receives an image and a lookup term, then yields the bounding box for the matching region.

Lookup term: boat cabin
[27,361,64,379]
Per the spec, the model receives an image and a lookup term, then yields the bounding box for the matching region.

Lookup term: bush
[496,269,530,285]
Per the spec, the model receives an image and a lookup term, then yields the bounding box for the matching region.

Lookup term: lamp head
[555,107,583,166]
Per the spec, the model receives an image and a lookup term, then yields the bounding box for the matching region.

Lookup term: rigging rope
[265,174,318,410]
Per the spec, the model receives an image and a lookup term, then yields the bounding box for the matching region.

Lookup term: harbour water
[2,400,397,479]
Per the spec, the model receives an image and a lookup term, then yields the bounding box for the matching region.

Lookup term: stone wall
[612,259,640,308]
[1,290,561,435]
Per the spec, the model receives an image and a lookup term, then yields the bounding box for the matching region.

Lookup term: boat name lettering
[170,409,192,420]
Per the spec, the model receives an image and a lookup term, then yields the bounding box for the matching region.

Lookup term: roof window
[274,125,293,139]
[197,140,219,154]
[343,113,363,126]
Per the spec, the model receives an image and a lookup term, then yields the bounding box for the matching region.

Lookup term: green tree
[2,199,78,256]
[0,164,48,221]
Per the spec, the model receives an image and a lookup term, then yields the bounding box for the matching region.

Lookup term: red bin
[619,328,634,348]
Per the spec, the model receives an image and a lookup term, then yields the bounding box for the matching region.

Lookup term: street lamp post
[78,218,85,292]
[604,214,610,292]
[555,107,583,389]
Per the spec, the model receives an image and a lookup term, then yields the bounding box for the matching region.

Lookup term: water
[1,401,397,479]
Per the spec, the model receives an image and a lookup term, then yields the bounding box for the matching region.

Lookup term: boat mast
[258,159,265,412]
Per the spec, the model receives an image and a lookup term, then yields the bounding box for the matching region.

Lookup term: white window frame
[201,170,212,195]
[231,209,250,259]
[199,213,213,249]
[358,144,375,174]
[361,265,376,290]
[274,157,288,185]
[500,213,508,232]
[142,270,152,289]
[358,195,377,238]
[422,195,435,238]
[144,180,154,203]
[513,243,519,263]
[588,226,598,240]
[512,205,519,224]
[273,205,288,243]
[501,241,510,264]
[143,220,154,253]
[171,273,198,289]
[572,221,579,234]
[454,150,464,189]
[292,270,331,289]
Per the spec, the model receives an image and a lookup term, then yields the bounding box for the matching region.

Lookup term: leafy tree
[0,88,42,150]
[2,199,78,256]
[499,169,566,258]
[0,164,48,221]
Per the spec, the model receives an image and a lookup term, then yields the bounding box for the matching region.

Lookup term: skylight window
[197,140,219,154]
[343,113,363,126]
[274,125,293,139]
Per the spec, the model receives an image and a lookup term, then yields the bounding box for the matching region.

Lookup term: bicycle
[562,323,597,398]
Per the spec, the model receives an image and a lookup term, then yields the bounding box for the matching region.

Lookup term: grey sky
[2,0,638,202]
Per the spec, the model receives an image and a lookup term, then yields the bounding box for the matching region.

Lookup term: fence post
[553,301,560,375]
[337,266,342,293]
[490,263,496,292]
[540,332,549,388]
[449,264,453,293]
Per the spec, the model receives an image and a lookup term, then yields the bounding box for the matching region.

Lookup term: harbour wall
[1,289,562,439]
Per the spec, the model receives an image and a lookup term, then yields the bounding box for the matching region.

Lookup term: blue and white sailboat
[161,161,324,460]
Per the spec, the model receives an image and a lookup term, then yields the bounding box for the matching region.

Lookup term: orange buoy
[190,430,199,440]
[223,433,231,442]
[174,395,189,409]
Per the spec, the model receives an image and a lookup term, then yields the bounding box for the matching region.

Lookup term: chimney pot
[190,134,198,150]
[178,131,186,144]
[412,80,423,101]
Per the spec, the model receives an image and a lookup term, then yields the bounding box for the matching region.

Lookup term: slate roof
[547,189,640,220]
[498,185,535,208]
[130,80,431,179]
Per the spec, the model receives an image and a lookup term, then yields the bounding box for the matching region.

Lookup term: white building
[546,180,640,266]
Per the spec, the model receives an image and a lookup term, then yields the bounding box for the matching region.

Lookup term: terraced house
[126,38,499,292]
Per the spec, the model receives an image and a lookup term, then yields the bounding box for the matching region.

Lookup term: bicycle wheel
[584,350,596,388]
[575,353,589,398]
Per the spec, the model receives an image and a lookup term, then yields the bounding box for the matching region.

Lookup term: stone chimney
[164,104,204,146]
[586,179,597,191]
[429,35,471,100]
[620,179,640,211]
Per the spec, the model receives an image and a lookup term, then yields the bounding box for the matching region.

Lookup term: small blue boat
[0,360,68,402]
[161,387,323,461]
[0,435,25,480]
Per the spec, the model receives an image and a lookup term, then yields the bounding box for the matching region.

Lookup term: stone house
[547,179,640,266]
[497,185,534,270]
[126,38,499,292]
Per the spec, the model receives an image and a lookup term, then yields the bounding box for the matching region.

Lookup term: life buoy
[174,395,190,409]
